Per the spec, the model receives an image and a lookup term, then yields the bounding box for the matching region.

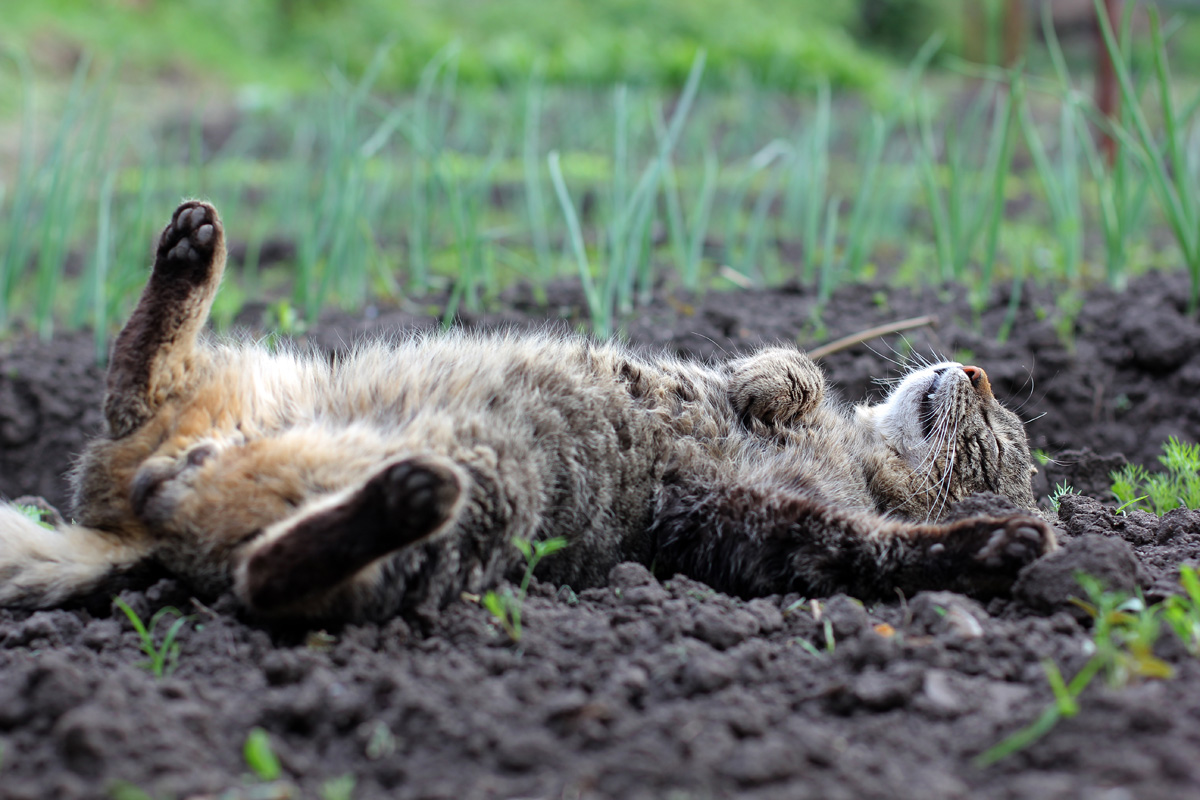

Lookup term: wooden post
[1095,0,1121,165]
[1004,0,1027,67]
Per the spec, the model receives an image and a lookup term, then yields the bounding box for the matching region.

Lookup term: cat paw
[928,514,1057,594]
[155,201,223,281]
[728,347,826,428]
[971,516,1056,570]
[371,456,463,534]
[130,441,221,521]
[238,456,464,614]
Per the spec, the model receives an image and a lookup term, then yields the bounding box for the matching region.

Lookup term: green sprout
[320,774,356,800]
[1163,565,1200,657]
[1111,437,1200,516]
[1048,482,1076,514]
[14,504,55,530]
[482,536,568,642]
[977,572,1176,766]
[112,598,192,678]
[106,781,159,800]
[243,727,283,782]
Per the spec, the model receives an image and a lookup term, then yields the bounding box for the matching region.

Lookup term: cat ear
[105,201,226,438]
[233,456,464,616]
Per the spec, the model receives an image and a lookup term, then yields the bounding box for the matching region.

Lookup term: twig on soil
[807,315,938,360]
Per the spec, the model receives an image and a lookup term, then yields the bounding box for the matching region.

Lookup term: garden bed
[2,270,1199,799]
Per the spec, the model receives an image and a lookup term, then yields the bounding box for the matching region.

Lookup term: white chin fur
[864,362,965,460]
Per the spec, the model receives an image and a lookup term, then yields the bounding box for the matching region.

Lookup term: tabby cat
[0,201,1054,620]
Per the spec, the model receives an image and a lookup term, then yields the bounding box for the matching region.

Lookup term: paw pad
[157,201,222,274]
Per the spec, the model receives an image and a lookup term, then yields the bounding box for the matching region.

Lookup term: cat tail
[0,503,154,608]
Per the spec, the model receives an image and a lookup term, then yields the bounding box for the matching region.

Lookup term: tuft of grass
[1094,0,1200,312]
[107,781,160,800]
[14,503,54,530]
[976,572,1177,767]
[482,535,568,642]
[112,598,192,678]
[243,727,283,782]
[1110,437,1200,516]
[320,774,356,800]
[1048,482,1076,514]
[1164,564,1200,656]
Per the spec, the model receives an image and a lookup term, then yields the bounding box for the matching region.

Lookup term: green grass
[243,727,283,782]
[0,0,886,94]
[1111,437,1200,516]
[3,3,1200,346]
[976,571,1180,767]
[482,535,568,642]
[112,598,192,678]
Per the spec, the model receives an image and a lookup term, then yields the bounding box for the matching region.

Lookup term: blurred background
[2,0,1199,351]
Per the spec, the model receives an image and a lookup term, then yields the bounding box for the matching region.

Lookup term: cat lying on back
[0,201,1054,621]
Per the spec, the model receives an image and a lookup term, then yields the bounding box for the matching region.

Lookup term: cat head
[857,361,1038,520]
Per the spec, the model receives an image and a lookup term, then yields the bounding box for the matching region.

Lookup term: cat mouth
[918,368,959,441]
[919,388,938,440]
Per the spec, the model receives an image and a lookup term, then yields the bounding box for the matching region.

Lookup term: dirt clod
[1014,533,1145,617]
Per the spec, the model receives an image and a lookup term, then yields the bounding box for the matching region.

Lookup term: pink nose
[962,365,992,398]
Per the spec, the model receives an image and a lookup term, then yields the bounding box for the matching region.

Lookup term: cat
[0,200,1054,621]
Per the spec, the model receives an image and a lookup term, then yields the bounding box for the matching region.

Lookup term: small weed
[319,774,356,800]
[1110,437,1200,515]
[1070,574,1173,688]
[364,721,396,760]
[243,727,283,782]
[14,503,55,530]
[1049,482,1076,514]
[1032,449,1051,466]
[112,598,192,678]
[822,618,836,653]
[1163,564,1200,656]
[305,630,337,651]
[977,572,1177,766]
[782,597,809,616]
[791,637,822,657]
[482,536,568,642]
[107,781,160,800]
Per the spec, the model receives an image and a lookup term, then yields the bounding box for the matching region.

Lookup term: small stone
[692,605,760,650]
[608,562,655,591]
[822,594,869,639]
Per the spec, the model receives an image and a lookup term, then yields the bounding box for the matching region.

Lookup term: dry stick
[807,314,938,361]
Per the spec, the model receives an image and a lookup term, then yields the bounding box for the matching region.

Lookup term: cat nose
[962,365,993,398]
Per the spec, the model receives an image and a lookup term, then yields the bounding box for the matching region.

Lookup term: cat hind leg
[234,455,465,615]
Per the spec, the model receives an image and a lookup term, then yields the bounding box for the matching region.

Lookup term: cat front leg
[650,480,1056,601]
[105,201,226,438]
[727,347,827,431]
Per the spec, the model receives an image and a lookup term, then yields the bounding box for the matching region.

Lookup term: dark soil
[3,270,1200,799]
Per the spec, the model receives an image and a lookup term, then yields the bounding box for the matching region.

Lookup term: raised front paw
[728,347,826,428]
[155,200,224,282]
